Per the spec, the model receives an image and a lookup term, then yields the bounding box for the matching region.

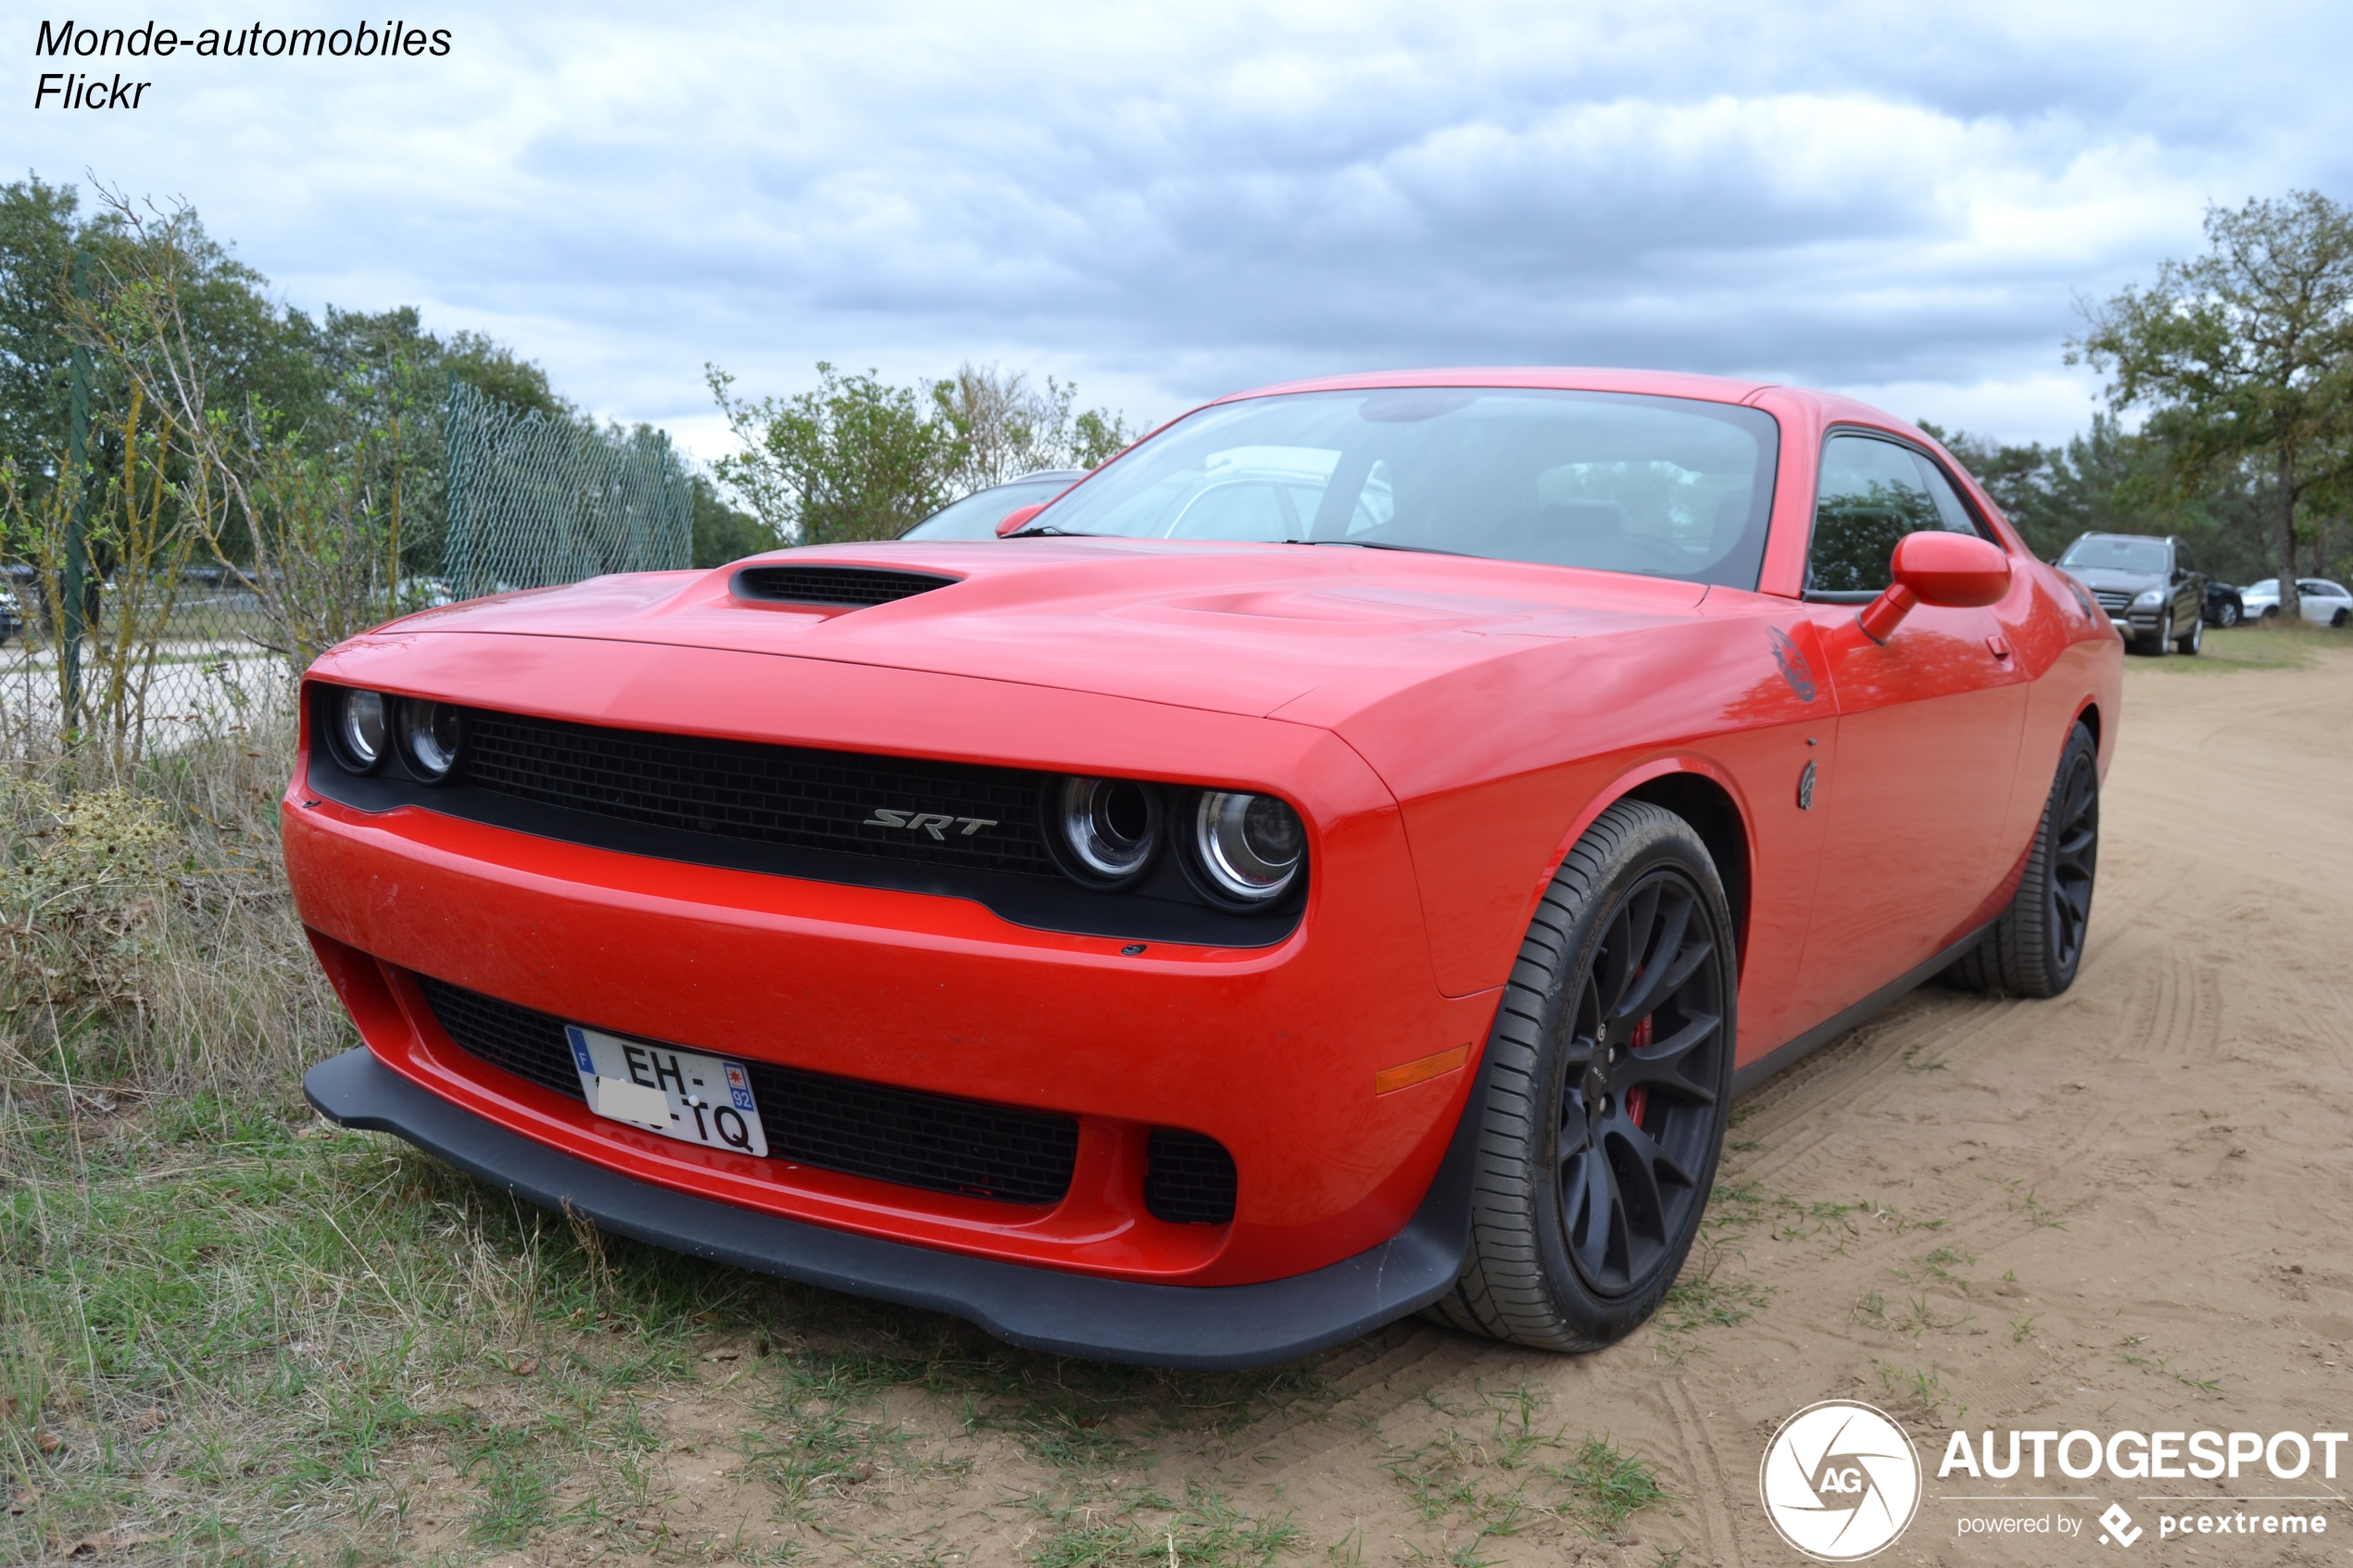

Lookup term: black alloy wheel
[2044,737,2100,976]
[1554,868,1728,1298]
[1948,721,2100,997]
[1428,800,1735,1351]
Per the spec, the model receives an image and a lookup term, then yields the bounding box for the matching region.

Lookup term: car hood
[2063,566,2166,595]
[347,539,1712,721]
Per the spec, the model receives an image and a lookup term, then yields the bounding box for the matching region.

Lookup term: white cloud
[17,0,2352,452]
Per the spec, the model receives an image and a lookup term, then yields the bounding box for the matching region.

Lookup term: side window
[2175,541,2198,576]
[1808,434,1951,594]
[1912,455,1990,540]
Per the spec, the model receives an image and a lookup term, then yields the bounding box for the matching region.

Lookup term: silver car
[2241,578,2353,627]
[899,470,1088,540]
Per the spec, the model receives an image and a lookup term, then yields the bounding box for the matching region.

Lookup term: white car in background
[2241,578,2353,627]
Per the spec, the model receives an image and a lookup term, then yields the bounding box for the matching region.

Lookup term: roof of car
[1214,367,1774,407]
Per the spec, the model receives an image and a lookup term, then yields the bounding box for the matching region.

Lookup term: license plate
[566,1026,769,1158]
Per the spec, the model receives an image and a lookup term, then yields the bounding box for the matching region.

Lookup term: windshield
[1029,388,1780,587]
[901,474,1080,540]
[2058,536,2170,574]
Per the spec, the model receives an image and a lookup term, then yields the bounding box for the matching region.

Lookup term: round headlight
[1192,790,1304,903]
[325,687,389,774]
[1051,776,1161,885]
[396,699,465,783]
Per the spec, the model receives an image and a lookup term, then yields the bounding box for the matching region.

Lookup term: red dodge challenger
[293,370,2120,1366]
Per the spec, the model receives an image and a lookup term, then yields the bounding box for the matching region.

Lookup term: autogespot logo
[1760,1400,1924,1562]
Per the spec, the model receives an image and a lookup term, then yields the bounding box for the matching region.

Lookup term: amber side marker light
[1374,1044,1471,1096]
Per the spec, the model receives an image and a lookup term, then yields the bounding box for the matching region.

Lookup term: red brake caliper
[1623,1014,1655,1131]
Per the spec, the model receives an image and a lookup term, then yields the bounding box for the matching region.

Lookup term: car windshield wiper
[1288,538,1473,558]
[1005,524,1097,538]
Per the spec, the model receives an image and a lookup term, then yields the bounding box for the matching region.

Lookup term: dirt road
[433,638,2353,1567]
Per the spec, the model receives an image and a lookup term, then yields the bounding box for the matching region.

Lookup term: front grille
[2092,589,2134,615]
[413,973,1078,1205]
[419,975,585,1101]
[733,565,960,608]
[1144,1129,1238,1224]
[459,709,1058,877]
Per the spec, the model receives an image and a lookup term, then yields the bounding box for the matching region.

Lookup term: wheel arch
[1624,772,1752,970]
[1524,759,1755,977]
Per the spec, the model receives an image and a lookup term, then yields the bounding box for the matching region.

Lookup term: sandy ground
[432,642,2353,1568]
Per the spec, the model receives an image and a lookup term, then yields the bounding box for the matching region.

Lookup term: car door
[1790,433,2032,1022]
[2172,539,2205,631]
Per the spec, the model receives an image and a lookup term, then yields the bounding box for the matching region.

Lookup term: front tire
[1427,801,1735,1351]
[2175,613,2202,656]
[1947,722,2099,998]
[2215,598,2242,628]
[2136,609,2172,656]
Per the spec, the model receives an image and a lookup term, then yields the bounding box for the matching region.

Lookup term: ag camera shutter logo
[1759,1400,1922,1561]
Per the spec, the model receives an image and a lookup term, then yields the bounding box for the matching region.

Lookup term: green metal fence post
[60,249,92,734]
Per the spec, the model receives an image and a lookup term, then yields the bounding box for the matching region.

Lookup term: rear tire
[2175,614,2202,656]
[1947,722,2099,998]
[1425,801,1735,1351]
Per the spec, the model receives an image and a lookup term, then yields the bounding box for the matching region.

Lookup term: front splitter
[303,1047,1480,1369]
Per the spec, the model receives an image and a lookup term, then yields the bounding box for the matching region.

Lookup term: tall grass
[0,731,1354,1562]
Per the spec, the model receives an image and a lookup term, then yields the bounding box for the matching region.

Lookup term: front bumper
[305,1045,1481,1368]
[285,635,1495,1290]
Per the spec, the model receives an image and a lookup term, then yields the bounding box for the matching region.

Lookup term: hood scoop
[731,564,962,609]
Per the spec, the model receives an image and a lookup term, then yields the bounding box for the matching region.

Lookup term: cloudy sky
[18,0,2353,458]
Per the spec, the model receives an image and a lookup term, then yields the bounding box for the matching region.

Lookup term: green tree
[929,361,1133,492]
[708,362,960,545]
[4,176,578,591]
[1928,415,2292,584]
[709,360,1136,546]
[3,176,311,512]
[2073,190,2353,621]
[689,472,775,568]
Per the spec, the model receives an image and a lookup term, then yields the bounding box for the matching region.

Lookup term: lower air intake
[412,973,1077,1205]
[1144,1128,1238,1224]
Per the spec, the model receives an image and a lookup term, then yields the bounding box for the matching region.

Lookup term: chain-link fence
[443,380,693,601]
[2,382,695,761]
[1,509,293,762]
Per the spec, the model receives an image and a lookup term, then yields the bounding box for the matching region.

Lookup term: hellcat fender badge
[1770,626,1818,703]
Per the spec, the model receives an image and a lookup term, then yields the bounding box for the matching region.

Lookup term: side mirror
[994,503,1049,538]
[1856,532,2013,644]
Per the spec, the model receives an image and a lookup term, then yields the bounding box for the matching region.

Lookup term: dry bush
[0,722,345,1104]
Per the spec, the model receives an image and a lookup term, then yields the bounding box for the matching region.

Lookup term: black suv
[2054,532,2208,656]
